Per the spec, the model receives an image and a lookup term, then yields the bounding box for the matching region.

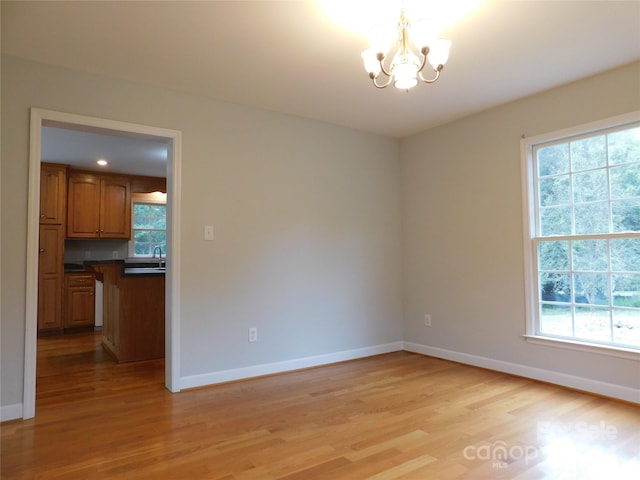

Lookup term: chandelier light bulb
[427,38,452,69]
[393,65,418,90]
[361,49,382,76]
[392,53,420,90]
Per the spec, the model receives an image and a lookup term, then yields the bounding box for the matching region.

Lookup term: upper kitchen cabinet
[40,163,67,225]
[67,172,131,239]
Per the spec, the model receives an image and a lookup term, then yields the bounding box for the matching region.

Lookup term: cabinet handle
[89,292,94,296]
[95,230,99,233]
[39,248,45,253]
[40,214,45,218]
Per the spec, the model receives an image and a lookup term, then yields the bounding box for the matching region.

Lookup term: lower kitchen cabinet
[64,273,95,329]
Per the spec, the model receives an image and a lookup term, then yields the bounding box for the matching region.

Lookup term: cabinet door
[67,174,100,238]
[100,177,131,239]
[40,164,67,225]
[38,225,64,332]
[66,287,95,328]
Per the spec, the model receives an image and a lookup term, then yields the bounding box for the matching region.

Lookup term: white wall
[401,61,640,396]
[0,56,404,412]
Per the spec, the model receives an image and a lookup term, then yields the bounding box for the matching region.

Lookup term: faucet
[152,246,165,268]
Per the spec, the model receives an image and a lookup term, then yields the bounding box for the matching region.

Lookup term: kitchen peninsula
[87,261,165,363]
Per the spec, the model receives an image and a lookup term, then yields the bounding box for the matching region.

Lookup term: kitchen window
[521,112,640,357]
[129,192,167,258]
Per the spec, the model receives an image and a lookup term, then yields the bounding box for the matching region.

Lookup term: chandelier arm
[418,65,443,84]
[372,73,394,89]
[417,46,429,74]
[377,53,393,78]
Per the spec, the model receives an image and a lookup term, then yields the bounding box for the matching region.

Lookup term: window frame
[521,111,640,360]
[128,193,167,259]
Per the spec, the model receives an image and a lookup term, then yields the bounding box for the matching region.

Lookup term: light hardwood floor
[1,332,638,479]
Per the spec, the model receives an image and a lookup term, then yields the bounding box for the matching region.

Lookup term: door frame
[24,108,182,419]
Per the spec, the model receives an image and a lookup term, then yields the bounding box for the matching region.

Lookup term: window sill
[523,335,639,361]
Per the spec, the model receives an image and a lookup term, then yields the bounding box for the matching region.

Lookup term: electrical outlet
[424,314,432,327]
[112,251,119,259]
[248,327,258,343]
[204,225,214,241]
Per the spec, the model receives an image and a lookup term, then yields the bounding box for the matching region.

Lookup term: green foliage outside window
[133,203,166,256]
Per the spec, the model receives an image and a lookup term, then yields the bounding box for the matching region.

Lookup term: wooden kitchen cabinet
[39,163,68,225]
[67,172,131,239]
[64,273,95,329]
[38,225,65,334]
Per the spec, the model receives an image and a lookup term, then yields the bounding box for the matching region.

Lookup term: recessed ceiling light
[97,159,108,166]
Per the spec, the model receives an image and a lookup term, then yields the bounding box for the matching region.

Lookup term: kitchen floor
[35,332,164,407]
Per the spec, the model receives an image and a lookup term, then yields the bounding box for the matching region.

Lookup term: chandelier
[361,9,451,90]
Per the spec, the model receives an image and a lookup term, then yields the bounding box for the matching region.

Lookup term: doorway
[24,108,182,419]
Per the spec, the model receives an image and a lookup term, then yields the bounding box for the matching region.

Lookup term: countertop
[64,260,165,276]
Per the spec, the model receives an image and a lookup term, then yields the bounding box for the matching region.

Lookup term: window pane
[538,143,569,176]
[612,274,640,307]
[573,273,609,306]
[134,204,151,228]
[575,202,609,234]
[539,240,569,270]
[540,272,571,302]
[149,231,166,245]
[611,238,640,271]
[608,127,640,165]
[572,240,608,271]
[573,169,608,203]
[539,175,570,206]
[612,199,640,232]
[610,164,640,199]
[150,205,167,225]
[134,230,149,243]
[612,309,640,346]
[540,304,572,336]
[571,135,606,171]
[540,206,571,236]
[575,306,611,342]
[135,242,150,255]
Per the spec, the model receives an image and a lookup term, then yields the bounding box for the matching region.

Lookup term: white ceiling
[3,0,640,173]
[41,125,170,178]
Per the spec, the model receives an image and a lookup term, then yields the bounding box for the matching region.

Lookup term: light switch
[204,225,214,241]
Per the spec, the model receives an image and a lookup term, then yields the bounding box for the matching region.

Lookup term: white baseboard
[1,403,23,422]
[180,341,404,390]
[403,342,640,404]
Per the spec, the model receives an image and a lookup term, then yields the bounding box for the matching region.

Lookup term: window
[129,193,167,257]
[522,113,640,355]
